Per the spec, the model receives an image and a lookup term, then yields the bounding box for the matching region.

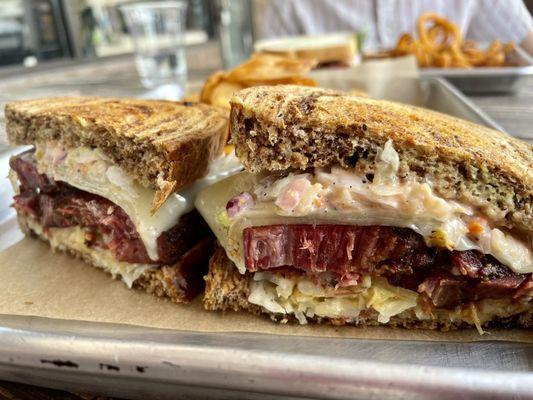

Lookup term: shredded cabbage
[248,273,418,324]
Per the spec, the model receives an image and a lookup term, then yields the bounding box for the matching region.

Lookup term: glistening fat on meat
[10,151,210,265]
[243,224,532,308]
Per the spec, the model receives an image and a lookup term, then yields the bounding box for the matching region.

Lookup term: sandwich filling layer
[22,217,153,287]
[247,270,532,328]
[34,141,242,261]
[249,272,417,324]
[10,150,211,285]
[195,141,532,325]
[243,224,532,309]
[220,141,532,275]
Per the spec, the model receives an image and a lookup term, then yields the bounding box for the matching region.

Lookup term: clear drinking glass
[217,0,253,68]
[121,1,188,99]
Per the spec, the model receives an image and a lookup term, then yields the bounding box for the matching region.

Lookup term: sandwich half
[255,33,359,68]
[196,85,533,330]
[6,97,241,303]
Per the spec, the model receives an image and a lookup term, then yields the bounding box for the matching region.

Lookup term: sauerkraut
[248,272,418,324]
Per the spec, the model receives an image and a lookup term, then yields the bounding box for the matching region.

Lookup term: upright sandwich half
[6,97,241,303]
[196,85,532,330]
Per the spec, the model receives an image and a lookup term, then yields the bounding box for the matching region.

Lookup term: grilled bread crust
[204,247,533,330]
[6,97,228,211]
[230,86,532,232]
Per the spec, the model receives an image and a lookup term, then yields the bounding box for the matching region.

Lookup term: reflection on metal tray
[310,76,505,132]
[0,79,527,400]
[0,316,531,400]
[420,46,533,94]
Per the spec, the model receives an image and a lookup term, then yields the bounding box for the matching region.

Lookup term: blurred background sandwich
[254,33,359,68]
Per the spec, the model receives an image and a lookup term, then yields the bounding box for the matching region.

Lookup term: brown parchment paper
[0,237,531,343]
[0,57,531,343]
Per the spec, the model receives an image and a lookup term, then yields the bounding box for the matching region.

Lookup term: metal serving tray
[420,46,533,94]
[0,78,530,400]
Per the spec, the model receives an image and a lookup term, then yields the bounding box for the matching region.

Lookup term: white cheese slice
[195,172,533,275]
[36,143,242,262]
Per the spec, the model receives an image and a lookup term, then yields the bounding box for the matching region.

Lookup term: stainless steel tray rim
[1,324,532,399]
[421,64,533,77]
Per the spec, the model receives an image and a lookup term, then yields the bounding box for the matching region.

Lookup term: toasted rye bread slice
[18,213,213,303]
[5,97,228,211]
[230,85,532,232]
[204,246,533,330]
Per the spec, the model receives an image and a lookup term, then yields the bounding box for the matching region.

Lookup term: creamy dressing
[36,142,242,262]
[195,141,532,275]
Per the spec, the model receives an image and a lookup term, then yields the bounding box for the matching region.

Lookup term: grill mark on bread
[5,97,228,212]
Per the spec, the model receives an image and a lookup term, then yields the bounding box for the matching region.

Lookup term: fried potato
[183,92,200,102]
[200,53,317,109]
[346,89,369,97]
[226,53,317,84]
[199,71,226,105]
[209,81,245,109]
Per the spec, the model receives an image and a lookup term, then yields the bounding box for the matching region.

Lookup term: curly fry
[462,48,486,66]
[416,47,433,67]
[418,13,462,51]
[393,13,514,68]
[434,50,452,68]
[504,42,516,53]
[394,33,417,55]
